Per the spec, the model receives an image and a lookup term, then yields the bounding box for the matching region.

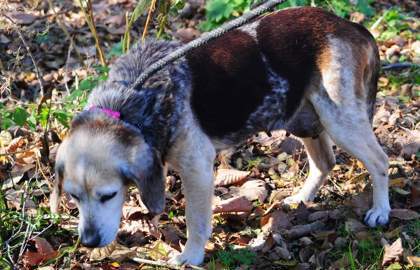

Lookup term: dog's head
[50,111,165,247]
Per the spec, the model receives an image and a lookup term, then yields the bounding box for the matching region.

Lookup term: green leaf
[12,107,29,126]
[37,106,50,129]
[53,111,71,128]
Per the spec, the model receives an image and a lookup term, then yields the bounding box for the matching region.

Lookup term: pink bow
[89,106,120,120]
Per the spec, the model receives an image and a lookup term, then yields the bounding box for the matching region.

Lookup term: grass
[215,246,256,269]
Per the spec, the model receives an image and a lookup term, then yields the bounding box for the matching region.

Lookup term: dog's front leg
[168,131,215,265]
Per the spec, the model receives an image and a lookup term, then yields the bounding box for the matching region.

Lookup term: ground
[0,0,419,269]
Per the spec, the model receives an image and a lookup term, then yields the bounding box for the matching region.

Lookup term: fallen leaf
[7,12,38,25]
[285,221,325,239]
[345,218,367,233]
[389,178,409,188]
[214,169,250,187]
[238,179,268,202]
[148,240,179,261]
[261,210,292,233]
[213,196,253,213]
[382,238,403,266]
[407,256,420,266]
[22,237,58,267]
[390,209,420,220]
[175,28,201,43]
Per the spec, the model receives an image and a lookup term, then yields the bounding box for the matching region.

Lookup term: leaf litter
[0,0,419,269]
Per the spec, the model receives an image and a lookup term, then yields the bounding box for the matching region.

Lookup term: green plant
[376,8,413,41]
[216,246,256,269]
[201,0,375,31]
[122,0,185,52]
[200,0,257,31]
[356,239,383,266]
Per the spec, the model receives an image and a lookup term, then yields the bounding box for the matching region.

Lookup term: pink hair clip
[89,106,121,120]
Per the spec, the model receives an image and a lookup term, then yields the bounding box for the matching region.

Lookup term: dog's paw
[364,207,390,227]
[168,249,204,266]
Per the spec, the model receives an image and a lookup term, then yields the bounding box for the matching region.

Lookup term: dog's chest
[186,30,289,141]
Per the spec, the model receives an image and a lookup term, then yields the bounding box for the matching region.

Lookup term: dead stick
[141,0,158,43]
[285,220,325,239]
[47,0,84,66]
[132,257,206,270]
[3,14,45,96]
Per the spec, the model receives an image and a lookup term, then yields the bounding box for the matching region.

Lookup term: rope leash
[127,0,286,91]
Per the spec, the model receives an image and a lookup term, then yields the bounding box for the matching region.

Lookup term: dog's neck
[85,40,190,158]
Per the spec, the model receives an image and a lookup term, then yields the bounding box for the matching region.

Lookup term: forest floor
[0,0,419,269]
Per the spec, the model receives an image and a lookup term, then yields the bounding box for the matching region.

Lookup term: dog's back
[186,7,380,141]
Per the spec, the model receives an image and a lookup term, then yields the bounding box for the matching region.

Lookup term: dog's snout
[81,226,101,248]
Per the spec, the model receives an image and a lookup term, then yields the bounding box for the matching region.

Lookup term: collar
[89,106,121,120]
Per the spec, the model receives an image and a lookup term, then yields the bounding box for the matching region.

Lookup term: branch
[77,0,106,66]
[3,14,45,96]
[141,0,158,43]
[132,257,206,270]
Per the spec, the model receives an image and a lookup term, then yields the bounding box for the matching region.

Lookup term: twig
[64,40,74,94]
[77,0,106,66]
[46,0,84,66]
[0,145,37,157]
[141,0,158,43]
[129,0,285,90]
[285,220,325,239]
[132,257,206,270]
[382,62,419,70]
[3,14,45,96]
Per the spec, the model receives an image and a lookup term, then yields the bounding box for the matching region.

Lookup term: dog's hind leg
[308,92,390,227]
[167,125,216,265]
[284,131,335,205]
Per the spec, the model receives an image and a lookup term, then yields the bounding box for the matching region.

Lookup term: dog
[50,7,390,265]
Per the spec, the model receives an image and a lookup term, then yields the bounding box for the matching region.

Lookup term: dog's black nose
[80,227,101,248]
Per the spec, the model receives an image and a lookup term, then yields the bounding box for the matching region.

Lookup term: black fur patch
[257,7,376,119]
[186,30,272,137]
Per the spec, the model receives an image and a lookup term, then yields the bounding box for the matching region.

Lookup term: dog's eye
[70,193,80,201]
[100,192,117,203]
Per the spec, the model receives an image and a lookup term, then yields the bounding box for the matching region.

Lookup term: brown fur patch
[70,110,139,146]
[257,7,377,117]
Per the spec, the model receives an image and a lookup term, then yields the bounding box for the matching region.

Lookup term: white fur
[166,110,215,265]
[283,131,335,204]
[285,37,390,227]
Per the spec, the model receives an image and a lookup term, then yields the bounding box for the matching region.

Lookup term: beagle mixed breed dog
[50,7,390,265]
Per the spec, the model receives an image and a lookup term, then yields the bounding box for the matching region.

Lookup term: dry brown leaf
[21,237,58,267]
[390,209,420,220]
[345,218,367,233]
[261,210,292,233]
[120,215,161,239]
[89,240,136,261]
[6,136,27,152]
[215,168,250,187]
[238,179,268,202]
[213,196,253,213]
[148,240,179,261]
[382,238,403,266]
[285,221,325,239]
[7,12,38,25]
[389,178,409,188]
[407,256,420,266]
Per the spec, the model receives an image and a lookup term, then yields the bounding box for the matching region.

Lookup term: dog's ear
[50,140,68,213]
[120,146,165,215]
[50,161,64,214]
